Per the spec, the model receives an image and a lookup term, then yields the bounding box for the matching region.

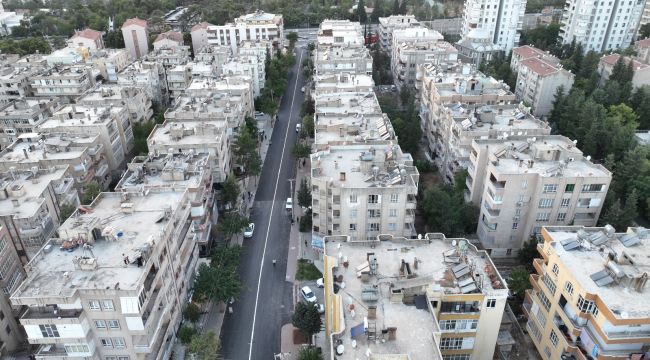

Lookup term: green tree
[245,116,259,138]
[183,303,201,323]
[178,325,196,345]
[392,0,400,15]
[221,175,240,210]
[219,212,250,238]
[287,31,298,48]
[297,178,312,208]
[292,302,322,344]
[357,0,368,23]
[519,24,560,51]
[81,181,102,204]
[639,23,650,39]
[233,127,262,177]
[508,267,532,298]
[517,237,539,271]
[293,143,312,158]
[630,86,650,128]
[59,203,76,223]
[371,0,386,22]
[188,330,220,360]
[303,115,315,138]
[193,246,243,304]
[298,346,323,360]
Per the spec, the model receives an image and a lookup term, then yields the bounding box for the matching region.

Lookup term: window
[89,300,101,310]
[113,338,126,348]
[543,184,558,193]
[107,320,120,329]
[564,282,574,295]
[390,194,398,203]
[565,184,575,192]
[542,275,557,295]
[102,300,114,311]
[388,223,396,231]
[581,184,605,192]
[368,195,379,204]
[538,198,554,208]
[101,338,113,348]
[544,346,552,358]
[333,195,340,204]
[561,198,570,207]
[439,337,463,350]
[39,324,60,338]
[367,209,381,218]
[577,295,597,314]
[536,212,550,222]
[350,209,357,218]
[389,209,397,217]
[486,299,497,308]
[65,344,90,353]
[442,355,470,360]
[349,223,357,231]
[550,330,559,347]
[557,213,567,221]
[527,319,542,342]
[552,263,559,276]
[512,222,518,230]
[95,320,107,329]
[368,223,380,231]
[537,291,551,311]
[349,194,357,203]
[521,180,528,189]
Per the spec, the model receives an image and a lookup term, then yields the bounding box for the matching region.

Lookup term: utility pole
[288,178,295,196]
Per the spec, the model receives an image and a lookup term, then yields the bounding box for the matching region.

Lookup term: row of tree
[256,51,296,115]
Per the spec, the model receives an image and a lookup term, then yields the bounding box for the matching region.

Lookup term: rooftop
[71,28,103,41]
[392,27,444,43]
[0,132,98,163]
[154,31,183,44]
[12,190,186,300]
[635,130,650,145]
[420,63,513,98]
[324,234,507,359]
[78,84,144,102]
[122,17,147,29]
[520,57,565,77]
[41,105,123,128]
[148,121,226,147]
[512,45,546,59]
[600,54,648,70]
[443,104,548,133]
[236,10,282,24]
[116,152,210,192]
[635,37,650,48]
[191,21,212,32]
[315,112,395,147]
[315,91,382,116]
[544,226,650,318]
[0,98,57,118]
[315,46,372,62]
[31,65,91,79]
[0,166,70,220]
[378,15,420,27]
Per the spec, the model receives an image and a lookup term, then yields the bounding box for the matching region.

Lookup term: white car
[301,286,317,303]
[314,303,325,314]
[301,86,305,93]
[254,111,264,117]
[316,278,324,288]
[296,123,302,133]
[286,197,293,211]
[243,223,255,238]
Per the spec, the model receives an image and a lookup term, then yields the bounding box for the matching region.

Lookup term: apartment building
[45,48,85,67]
[29,65,96,100]
[78,84,154,124]
[90,49,130,82]
[313,91,395,150]
[0,166,78,260]
[185,76,254,118]
[310,143,418,240]
[377,15,421,52]
[322,233,509,360]
[312,73,374,97]
[467,135,612,257]
[10,188,200,360]
[190,22,211,53]
[0,64,41,103]
[198,11,284,53]
[122,17,149,60]
[117,61,165,105]
[166,64,192,100]
[153,31,184,50]
[236,40,269,94]
[514,57,574,117]
[511,45,561,73]
[390,28,457,88]
[0,98,58,149]
[314,46,373,76]
[0,132,112,189]
[454,29,501,67]
[526,225,650,360]
[460,0,527,52]
[145,47,191,70]
[116,152,217,256]
[222,57,264,97]
[559,0,644,52]
[39,105,133,169]
[67,29,105,52]
[148,121,230,183]
[598,53,650,88]
[634,38,650,63]
[317,20,365,48]
[0,224,27,355]
[194,45,232,72]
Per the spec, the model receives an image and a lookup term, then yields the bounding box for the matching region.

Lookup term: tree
[292,302,322,344]
[640,23,650,39]
[192,246,243,304]
[630,86,650,128]
[392,0,400,15]
[293,143,312,158]
[188,330,220,360]
[221,175,240,210]
[303,115,315,138]
[519,24,560,51]
[183,303,201,323]
[286,31,298,48]
[371,0,386,23]
[517,237,539,271]
[178,325,196,345]
[245,116,259,139]
[508,267,532,298]
[357,0,368,23]
[233,127,262,177]
[81,181,102,204]
[219,212,250,238]
[297,178,312,208]
[398,0,407,15]
[298,346,323,360]
[59,203,76,223]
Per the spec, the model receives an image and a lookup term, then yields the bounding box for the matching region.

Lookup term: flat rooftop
[325,234,507,359]
[313,73,374,94]
[0,133,97,163]
[42,105,123,128]
[544,226,650,318]
[315,46,372,61]
[445,104,549,132]
[13,190,186,299]
[420,63,512,98]
[315,112,395,147]
[148,121,225,146]
[0,167,69,219]
[116,152,210,191]
[0,98,55,118]
[78,85,140,102]
[186,76,251,92]
[315,91,382,115]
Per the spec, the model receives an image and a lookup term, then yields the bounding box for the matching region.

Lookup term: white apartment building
[0,4,24,36]
[0,132,112,189]
[166,64,193,100]
[118,61,165,106]
[90,49,130,82]
[29,65,96,100]
[166,90,247,136]
[454,28,501,67]
[78,84,154,124]
[559,0,644,52]
[312,73,375,97]
[598,53,650,88]
[197,11,284,53]
[527,225,650,360]
[510,45,561,73]
[10,188,201,360]
[310,143,419,241]
[191,22,211,53]
[148,121,230,183]
[377,15,421,52]
[121,17,149,60]
[0,98,58,148]
[390,28,457,88]
[514,58,574,117]
[0,224,27,355]
[317,20,364,48]
[39,105,134,169]
[0,166,78,260]
[314,46,373,76]
[460,0,527,52]
[67,29,105,52]
[153,31,184,50]
[0,64,42,103]
[185,77,254,118]
[194,45,232,72]
[467,135,612,257]
[323,234,509,360]
[145,47,191,70]
[45,48,85,67]
[222,57,264,97]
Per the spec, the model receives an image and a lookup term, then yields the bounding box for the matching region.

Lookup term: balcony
[522,290,533,317]
[35,345,68,359]
[605,328,650,340]
[537,243,548,261]
[533,258,545,275]
[22,307,83,320]
[530,274,541,292]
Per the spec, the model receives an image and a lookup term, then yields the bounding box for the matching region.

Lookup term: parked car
[301,286,317,303]
[316,278,324,288]
[286,197,293,211]
[296,123,302,133]
[301,86,305,93]
[244,223,255,238]
[314,303,325,314]
[255,111,265,117]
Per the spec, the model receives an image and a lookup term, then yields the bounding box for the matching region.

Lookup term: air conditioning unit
[516,201,523,207]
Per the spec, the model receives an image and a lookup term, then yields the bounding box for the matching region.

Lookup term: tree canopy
[192,246,243,303]
[292,302,322,344]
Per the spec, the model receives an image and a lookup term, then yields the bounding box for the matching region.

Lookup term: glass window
[89,300,101,310]
[552,263,559,276]
[561,198,570,207]
[389,209,397,217]
[101,338,113,348]
[557,213,567,221]
[536,212,550,222]
[538,198,554,208]
[113,338,125,348]
[537,291,551,311]
[349,223,356,231]
[486,299,496,308]
[543,184,558,193]
[512,223,518,230]
[368,195,379,203]
[565,282,574,295]
[581,184,605,192]
[543,275,557,295]
[95,320,107,329]
[439,337,463,350]
[349,194,357,203]
[39,324,60,338]
[107,320,120,329]
[577,295,597,314]
[550,330,559,346]
[390,194,398,203]
[565,184,575,192]
[101,300,114,311]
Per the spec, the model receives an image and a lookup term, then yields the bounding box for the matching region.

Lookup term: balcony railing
[23,307,82,320]
[605,329,650,339]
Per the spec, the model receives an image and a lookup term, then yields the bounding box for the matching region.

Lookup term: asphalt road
[219,46,308,360]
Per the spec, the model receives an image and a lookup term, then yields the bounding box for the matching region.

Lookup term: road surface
[219,45,308,360]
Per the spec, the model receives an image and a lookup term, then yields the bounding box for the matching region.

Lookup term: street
[219,45,308,360]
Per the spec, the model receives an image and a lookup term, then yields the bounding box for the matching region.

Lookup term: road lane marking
[248,48,305,360]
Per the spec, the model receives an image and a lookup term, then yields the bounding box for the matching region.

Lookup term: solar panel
[590,269,615,287]
[590,232,608,246]
[452,263,468,273]
[595,276,615,287]
[590,269,609,281]
[461,283,478,294]
[561,239,580,251]
[455,267,471,278]
[458,277,475,287]
[619,233,640,247]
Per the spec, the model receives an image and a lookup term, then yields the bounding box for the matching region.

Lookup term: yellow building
[526,225,650,360]
[322,233,509,360]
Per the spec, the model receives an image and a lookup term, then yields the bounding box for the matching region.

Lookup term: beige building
[634,38,650,64]
[0,166,78,260]
[29,65,96,100]
[526,225,650,360]
[378,15,421,52]
[197,11,284,53]
[317,20,364,48]
[145,46,191,70]
[510,46,561,74]
[10,188,201,360]
[190,22,211,53]
[514,57,574,117]
[153,31,184,50]
[0,98,59,149]
[78,84,154,124]
[0,223,27,355]
[314,46,373,77]
[121,18,149,60]
[598,54,650,89]
[467,135,612,257]
[322,233,509,360]
[310,143,418,241]
[117,61,165,106]
[185,77,255,118]
[148,120,231,183]
[312,73,375,97]
[90,49,130,83]
[67,29,105,52]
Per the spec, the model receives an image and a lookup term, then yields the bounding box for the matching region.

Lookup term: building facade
[514,57,574,117]
[460,0,527,52]
[0,98,58,149]
[121,18,149,60]
[67,29,105,52]
[0,224,27,355]
[377,15,421,52]
[198,11,284,53]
